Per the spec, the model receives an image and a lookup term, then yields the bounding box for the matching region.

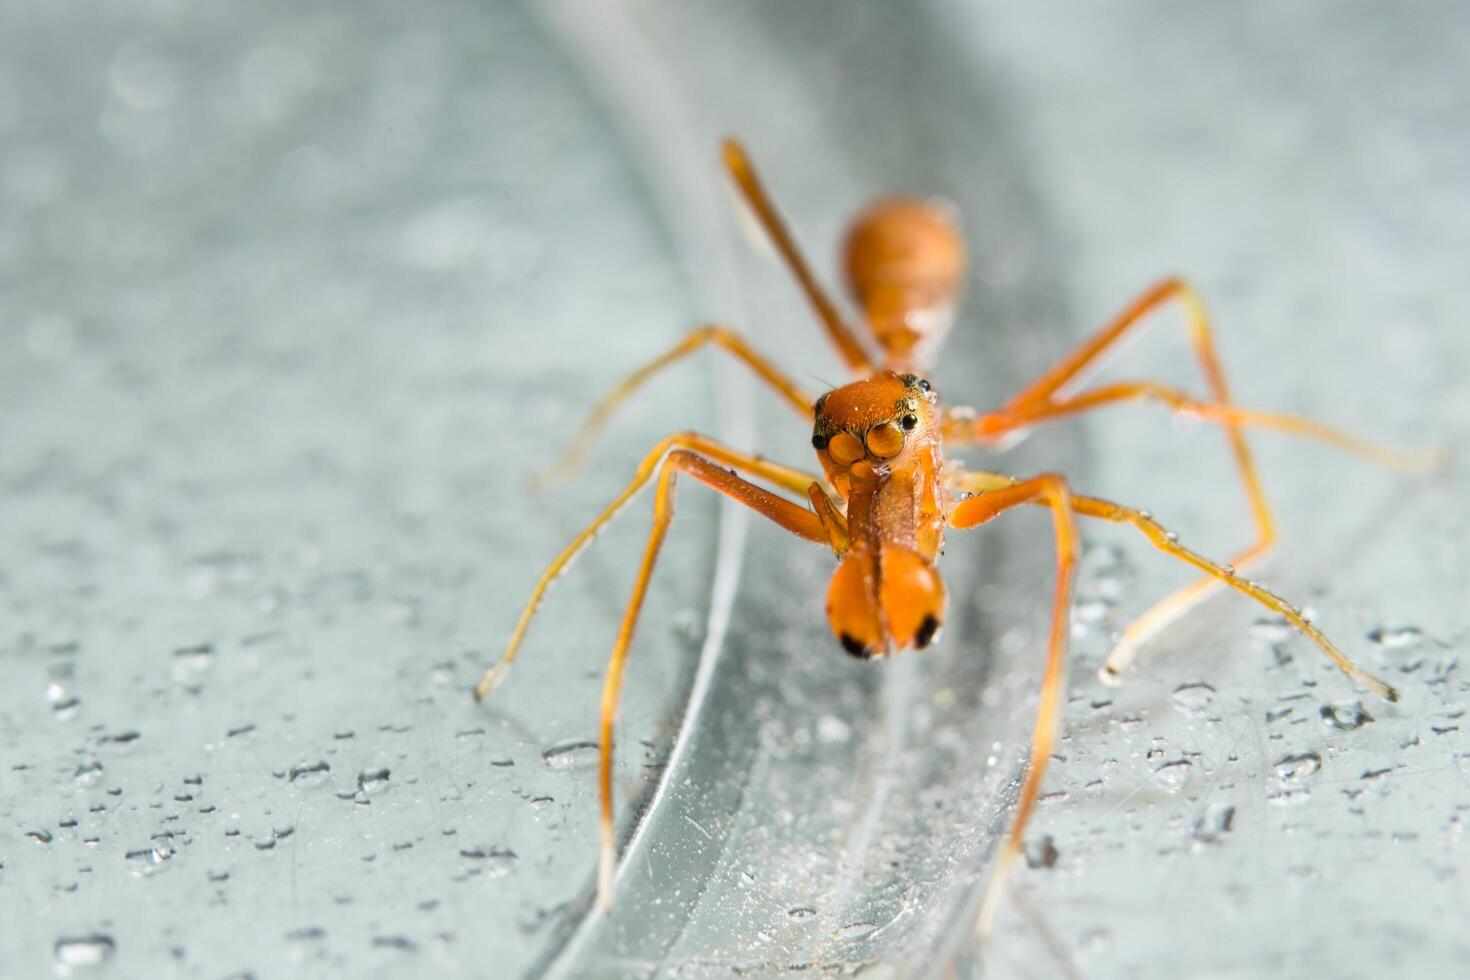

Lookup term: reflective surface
[2,2,709,975]
[4,1,1468,978]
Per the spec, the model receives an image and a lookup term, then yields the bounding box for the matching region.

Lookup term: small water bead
[1367,625,1424,650]
[542,740,599,770]
[288,761,331,785]
[1274,751,1323,783]
[836,921,880,941]
[815,714,852,744]
[1171,682,1216,716]
[74,761,104,788]
[125,846,174,876]
[1192,803,1235,844]
[1251,617,1294,644]
[459,847,517,876]
[1320,701,1373,731]
[54,935,116,967]
[357,768,391,794]
[1154,759,1193,791]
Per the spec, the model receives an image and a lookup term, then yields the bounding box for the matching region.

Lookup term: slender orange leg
[472,433,828,912]
[1066,490,1399,701]
[539,324,815,484]
[946,279,1275,681]
[592,449,828,909]
[475,431,825,702]
[947,468,1399,930]
[722,138,875,375]
[950,380,1442,472]
[948,473,1079,935]
[952,470,1399,702]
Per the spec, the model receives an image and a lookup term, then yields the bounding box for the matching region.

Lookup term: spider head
[810,372,940,489]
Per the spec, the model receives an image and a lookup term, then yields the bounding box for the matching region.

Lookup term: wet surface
[4,1,1469,978]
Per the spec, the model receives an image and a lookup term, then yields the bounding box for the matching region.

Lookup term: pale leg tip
[597,846,616,913]
[1097,663,1123,688]
[472,664,508,703]
[973,872,1005,941]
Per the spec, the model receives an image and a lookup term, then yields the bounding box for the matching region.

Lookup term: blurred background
[2,1,1467,977]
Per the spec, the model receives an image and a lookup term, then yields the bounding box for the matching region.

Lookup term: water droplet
[1274,752,1322,783]
[74,761,104,787]
[288,761,331,785]
[1171,682,1216,716]
[1154,759,1193,791]
[1320,701,1373,731]
[1367,625,1423,650]
[1192,803,1235,844]
[1268,788,1310,806]
[54,935,115,967]
[1251,617,1293,644]
[124,846,174,876]
[816,715,851,744]
[172,643,215,672]
[542,740,598,770]
[372,935,418,951]
[357,768,391,794]
[459,846,517,877]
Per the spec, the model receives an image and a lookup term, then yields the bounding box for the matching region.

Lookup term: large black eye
[900,413,918,431]
[916,378,931,392]
[811,433,828,450]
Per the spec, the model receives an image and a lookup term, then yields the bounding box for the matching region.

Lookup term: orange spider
[475,138,1431,928]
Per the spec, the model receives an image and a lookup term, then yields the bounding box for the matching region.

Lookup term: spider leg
[476,432,823,701]
[722,138,875,375]
[540,325,814,484]
[947,467,1398,932]
[941,277,1403,682]
[952,380,1440,471]
[948,473,1079,936]
[474,433,828,912]
[952,470,1399,703]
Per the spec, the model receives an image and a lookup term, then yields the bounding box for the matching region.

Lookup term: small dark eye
[917,378,931,392]
[900,414,919,431]
[811,433,828,450]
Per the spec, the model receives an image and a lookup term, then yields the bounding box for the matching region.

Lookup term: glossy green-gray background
[2,2,1466,978]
